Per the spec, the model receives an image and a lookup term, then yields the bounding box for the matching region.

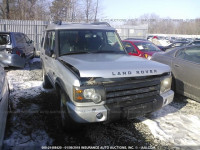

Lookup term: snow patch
[142,105,200,146]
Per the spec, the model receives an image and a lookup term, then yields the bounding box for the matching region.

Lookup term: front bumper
[67,90,174,123]
[0,51,25,68]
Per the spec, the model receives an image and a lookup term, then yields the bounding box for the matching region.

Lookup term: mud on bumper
[67,90,174,123]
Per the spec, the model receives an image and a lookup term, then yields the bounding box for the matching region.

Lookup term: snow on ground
[141,100,200,149]
[3,59,53,150]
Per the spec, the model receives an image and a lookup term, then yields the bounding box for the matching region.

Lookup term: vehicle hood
[59,54,171,78]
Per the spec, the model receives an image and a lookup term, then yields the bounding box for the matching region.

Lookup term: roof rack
[91,22,111,27]
[51,21,111,27]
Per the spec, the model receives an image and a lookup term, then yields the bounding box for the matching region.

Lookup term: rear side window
[176,47,200,64]
[44,31,55,51]
[0,34,10,45]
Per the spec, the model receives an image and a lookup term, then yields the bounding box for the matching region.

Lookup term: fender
[55,77,69,96]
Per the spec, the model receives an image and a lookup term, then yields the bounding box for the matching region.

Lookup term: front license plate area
[127,102,154,119]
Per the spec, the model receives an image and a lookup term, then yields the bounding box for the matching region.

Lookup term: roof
[46,22,116,31]
[0,32,11,34]
[0,31,23,34]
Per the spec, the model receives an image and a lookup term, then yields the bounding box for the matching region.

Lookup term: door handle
[45,57,48,60]
[0,97,2,102]
[174,64,180,67]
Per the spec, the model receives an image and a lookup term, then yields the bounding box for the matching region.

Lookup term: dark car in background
[151,45,200,102]
[0,32,35,68]
[0,66,9,149]
[123,39,162,60]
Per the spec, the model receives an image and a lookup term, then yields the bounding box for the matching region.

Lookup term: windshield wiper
[61,51,91,56]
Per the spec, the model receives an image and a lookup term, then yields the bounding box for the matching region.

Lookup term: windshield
[0,34,10,45]
[134,42,161,52]
[59,30,125,56]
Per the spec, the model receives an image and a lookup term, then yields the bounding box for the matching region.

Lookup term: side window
[44,31,55,51]
[123,42,137,53]
[176,47,200,64]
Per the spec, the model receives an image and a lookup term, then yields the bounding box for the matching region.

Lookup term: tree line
[0,0,100,22]
[0,1,200,35]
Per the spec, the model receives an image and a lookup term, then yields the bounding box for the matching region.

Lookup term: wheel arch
[55,77,69,97]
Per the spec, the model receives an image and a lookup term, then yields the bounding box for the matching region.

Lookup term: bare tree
[94,0,98,22]
[0,0,9,19]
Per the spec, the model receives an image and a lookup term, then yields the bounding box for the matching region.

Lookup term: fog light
[96,113,103,119]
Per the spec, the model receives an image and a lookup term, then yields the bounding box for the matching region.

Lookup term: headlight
[160,76,172,94]
[73,86,105,103]
[83,89,95,99]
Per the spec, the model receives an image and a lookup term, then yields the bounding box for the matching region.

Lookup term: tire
[171,76,176,91]
[58,89,79,132]
[42,65,52,89]
[33,49,36,58]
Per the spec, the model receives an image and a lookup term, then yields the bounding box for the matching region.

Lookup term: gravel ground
[2,58,200,150]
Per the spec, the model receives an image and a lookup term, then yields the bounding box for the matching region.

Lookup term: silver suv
[40,22,174,131]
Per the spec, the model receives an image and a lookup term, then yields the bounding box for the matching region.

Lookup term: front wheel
[59,89,80,132]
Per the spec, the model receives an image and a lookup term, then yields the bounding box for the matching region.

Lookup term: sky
[101,0,200,19]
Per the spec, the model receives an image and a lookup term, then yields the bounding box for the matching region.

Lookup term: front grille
[104,77,160,104]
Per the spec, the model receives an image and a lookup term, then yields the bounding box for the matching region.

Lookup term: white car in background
[149,36,171,47]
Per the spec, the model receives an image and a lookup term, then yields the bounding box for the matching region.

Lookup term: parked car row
[147,35,200,51]
[122,38,200,103]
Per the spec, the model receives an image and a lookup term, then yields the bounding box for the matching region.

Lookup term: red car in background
[122,39,162,60]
